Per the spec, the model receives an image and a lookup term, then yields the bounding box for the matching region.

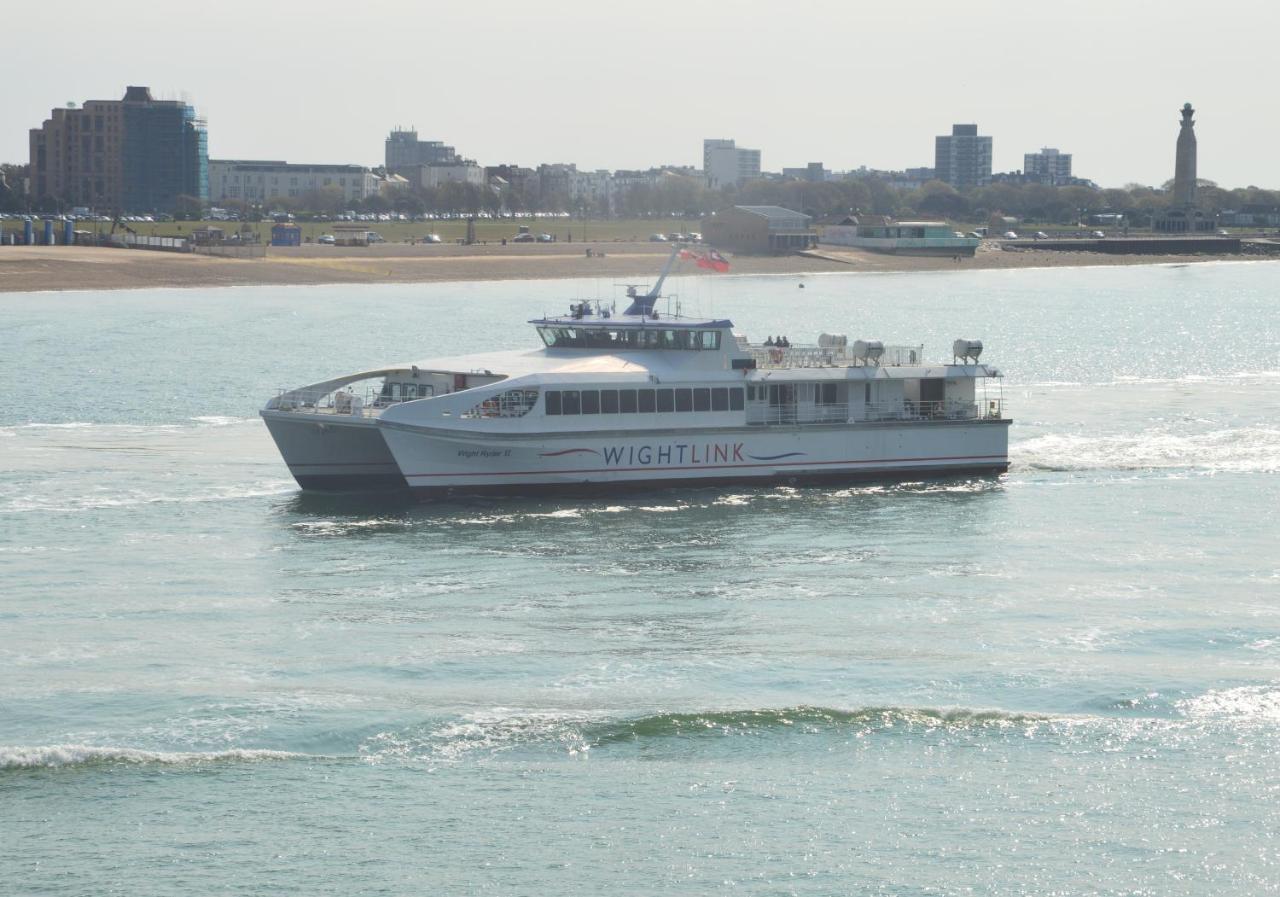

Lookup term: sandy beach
[0,240,1257,293]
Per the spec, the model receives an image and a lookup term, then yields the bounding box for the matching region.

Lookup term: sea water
[2,262,1279,896]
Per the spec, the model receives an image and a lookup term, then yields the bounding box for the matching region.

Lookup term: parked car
[536,233,554,242]
[367,232,385,243]
[649,234,668,242]
[1092,230,1106,238]
[967,231,984,239]
[512,233,535,242]
[421,233,442,244]
[1034,231,1048,239]
[1003,231,1019,239]
[317,234,335,245]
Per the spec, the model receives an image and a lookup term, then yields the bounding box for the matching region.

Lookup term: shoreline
[0,242,1267,294]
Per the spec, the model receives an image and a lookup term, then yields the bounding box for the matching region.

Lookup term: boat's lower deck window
[544,387,744,416]
[461,388,540,419]
[380,382,434,402]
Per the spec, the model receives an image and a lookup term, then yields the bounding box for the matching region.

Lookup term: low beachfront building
[822,217,979,257]
[701,205,817,254]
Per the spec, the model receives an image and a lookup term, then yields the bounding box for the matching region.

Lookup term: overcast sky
[6,0,1277,188]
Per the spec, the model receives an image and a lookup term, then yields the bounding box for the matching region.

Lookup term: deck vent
[952,339,983,363]
[851,340,884,365]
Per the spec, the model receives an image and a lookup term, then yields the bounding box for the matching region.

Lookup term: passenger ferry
[261,252,1009,495]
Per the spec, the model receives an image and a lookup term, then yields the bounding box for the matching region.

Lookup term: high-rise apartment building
[933,124,992,189]
[29,86,207,213]
[385,129,460,173]
[1023,147,1072,184]
[703,139,761,189]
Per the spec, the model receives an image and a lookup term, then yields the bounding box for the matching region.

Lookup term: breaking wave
[358,705,1059,765]
[0,744,309,770]
[585,705,1051,744]
[1012,427,1280,473]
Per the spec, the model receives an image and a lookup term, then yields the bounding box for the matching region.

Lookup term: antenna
[622,244,681,316]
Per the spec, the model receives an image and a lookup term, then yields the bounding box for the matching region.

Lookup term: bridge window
[537,326,724,350]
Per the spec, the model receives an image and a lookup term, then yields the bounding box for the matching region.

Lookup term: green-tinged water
[2,263,1279,895]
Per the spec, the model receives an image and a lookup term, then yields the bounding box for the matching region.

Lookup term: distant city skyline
[5,0,1278,188]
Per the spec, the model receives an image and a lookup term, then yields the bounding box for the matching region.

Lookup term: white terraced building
[208,160,378,204]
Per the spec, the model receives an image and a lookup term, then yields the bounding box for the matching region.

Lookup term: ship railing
[269,384,398,419]
[746,344,926,369]
[862,399,1005,421]
[745,398,1004,426]
[746,402,852,426]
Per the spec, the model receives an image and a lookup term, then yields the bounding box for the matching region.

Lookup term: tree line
[5,156,1279,224]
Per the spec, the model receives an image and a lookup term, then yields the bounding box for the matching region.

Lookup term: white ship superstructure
[261,252,1009,496]
[376,311,1007,497]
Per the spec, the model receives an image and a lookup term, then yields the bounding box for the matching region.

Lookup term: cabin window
[865,383,872,403]
[461,388,540,419]
[545,391,562,415]
[711,388,729,411]
[562,390,581,415]
[819,383,838,405]
[769,384,795,406]
[675,389,693,412]
[693,388,711,412]
[638,389,656,413]
[619,389,637,413]
[600,389,619,414]
[729,387,745,411]
[581,390,600,414]
[919,378,945,403]
[656,389,674,413]
[699,331,722,350]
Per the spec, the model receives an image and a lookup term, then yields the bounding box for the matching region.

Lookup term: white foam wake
[1012,427,1280,474]
[0,744,307,770]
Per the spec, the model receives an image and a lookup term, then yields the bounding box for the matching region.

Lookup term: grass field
[5,216,705,246]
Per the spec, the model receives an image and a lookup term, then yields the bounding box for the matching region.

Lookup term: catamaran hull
[379,420,1010,498]
[261,411,405,491]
